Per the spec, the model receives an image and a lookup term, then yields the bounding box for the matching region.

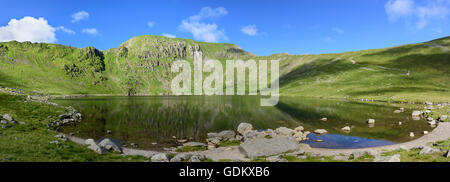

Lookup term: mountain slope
[0,35,449,102]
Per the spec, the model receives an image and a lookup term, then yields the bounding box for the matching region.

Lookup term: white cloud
[385,0,415,21]
[241,25,258,36]
[332,27,344,34]
[72,11,89,23]
[162,33,176,38]
[189,7,228,21]
[56,26,75,35]
[82,28,98,35]
[178,6,228,43]
[0,16,57,43]
[385,0,450,29]
[147,21,156,28]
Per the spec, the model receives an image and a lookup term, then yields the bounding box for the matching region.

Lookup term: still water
[54,96,431,150]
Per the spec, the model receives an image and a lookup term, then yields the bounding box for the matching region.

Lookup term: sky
[0,0,449,56]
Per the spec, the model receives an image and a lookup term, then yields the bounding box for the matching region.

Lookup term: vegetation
[175,145,207,152]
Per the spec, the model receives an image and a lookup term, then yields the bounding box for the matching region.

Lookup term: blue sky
[1,0,449,56]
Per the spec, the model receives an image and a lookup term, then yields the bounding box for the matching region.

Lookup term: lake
[54,96,432,150]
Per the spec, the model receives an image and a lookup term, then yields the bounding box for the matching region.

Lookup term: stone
[85,139,107,154]
[170,153,193,162]
[419,146,440,155]
[426,117,434,121]
[275,127,295,136]
[294,126,304,132]
[393,110,401,113]
[97,138,123,153]
[423,131,429,135]
[2,114,13,122]
[352,151,366,159]
[266,155,288,162]
[183,142,207,147]
[444,151,450,158]
[320,118,327,121]
[239,136,299,158]
[373,154,401,162]
[130,143,138,148]
[237,123,253,135]
[242,130,259,141]
[0,120,8,124]
[207,132,218,138]
[206,137,221,145]
[366,119,375,124]
[314,129,328,135]
[333,155,349,161]
[427,105,434,110]
[398,121,402,125]
[425,101,432,105]
[151,153,170,162]
[341,126,351,132]
[217,130,236,141]
[399,108,405,112]
[428,120,437,125]
[106,130,112,134]
[298,143,312,150]
[411,111,421,117]
[189,154,206,162]
[409,132,415,137]
[440,115,448,121]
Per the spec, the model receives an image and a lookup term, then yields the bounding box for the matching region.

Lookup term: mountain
[0,35,449,102]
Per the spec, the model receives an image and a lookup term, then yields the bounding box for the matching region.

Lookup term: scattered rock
[275,127,295,136]
[333,155,349,161]
[341,126,351,132]
[170,153,193,162]
[2,114,13,122]
[266,155,288,162]
[426,117,434,121]
[393,110,401,113]
[216,130,236,141]
[426,105,434,110]
[294,126,304,132]
[106,130,112,134]
[239,136,299,158]
[242,130,259,141]
[398,121,402,125]
[423,131,429,135]
[151,153,170,162]
[97,138,123,153]
[189,154,206,162]
[411,111,421,117]
[428,120,437,126]
[444,151,450,158]
[177,139,187,143]
[373,154,401,162]
[366,119,375,124]
[237,123,253,135]
[313,129,328,135]
[409,132,415,137]
[399,108,405,112]
[419,146,440,155]
[440,115,448,121]
[130,143,138,148]
[320,118,327,121]
[183,142,207,147]
[1,120,8,124]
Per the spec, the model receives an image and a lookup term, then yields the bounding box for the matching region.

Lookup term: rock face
[313,129,328,135]
[151,153,170,162]
[237,123,253,135]
[239,136,299,158]
[97,138,123,153]
[374,154,401,162]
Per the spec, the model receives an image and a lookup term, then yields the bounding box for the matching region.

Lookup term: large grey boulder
[373,154,401,162]
[97,138,123,153]
[217,130,236,141]
[85,139,107,154]
[239,136,299,158]
[151,153,170,162]
[237,123,253,135]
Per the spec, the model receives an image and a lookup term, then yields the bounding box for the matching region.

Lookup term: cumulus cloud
[178,6,228,43]
[385,0,450,29]
[0,16,57,43]
[241,25,258,36]
[147,21,156,28]
[72,11,89,23]
[82,28,98,35]
[162,33,176,38]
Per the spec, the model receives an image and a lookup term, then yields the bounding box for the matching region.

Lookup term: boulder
[206,137,221,145]
[2,114,13,122]
[207,132,218,138]
[366,119,375,124]
[320,118,327,121]
[294,126,304,132]
[409,132,415,137]
[243,130,260,141]
[237,123,253,135]
[341,126,351,132]
[85,139,107,154]
[373,154,401,162]
[239,136,299,158]
[419,146,440,155]
[170,153,193,162]
[97,138,123,153]
[217,130,236,141]
[313,129,328,135]
[189,154,206,162]
[151,153,170,162]
[440,115,448,121]
[275,127,295,136]
[411,111,421,117]
[183,142,207,147]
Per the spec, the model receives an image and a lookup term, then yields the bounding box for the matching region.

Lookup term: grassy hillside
[0,35,449,102]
